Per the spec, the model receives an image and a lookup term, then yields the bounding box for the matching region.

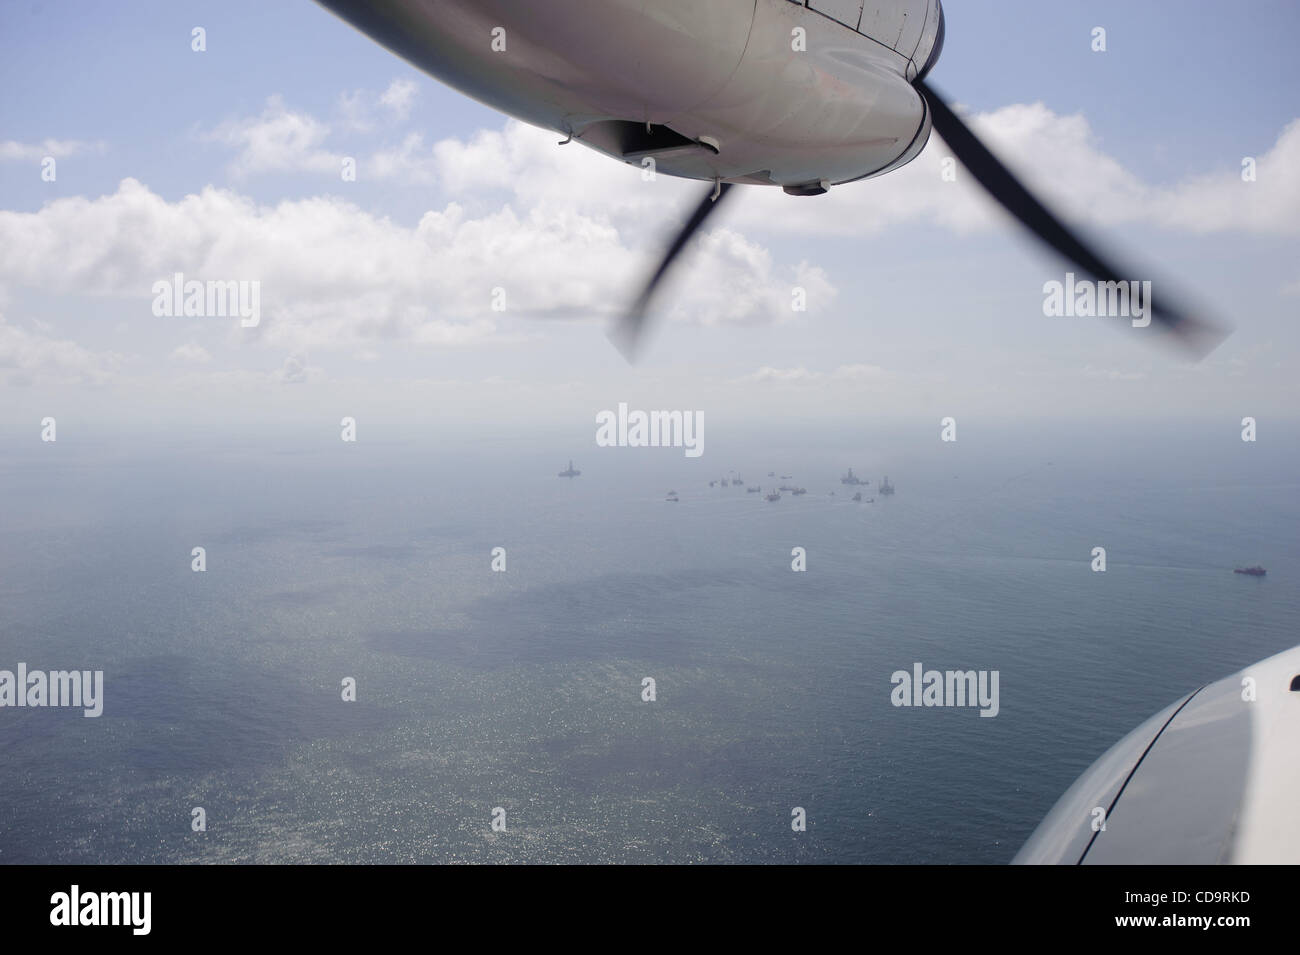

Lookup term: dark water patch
[324,544,420,561]
[207,518,344,547]
[365,569,753,671]
[253,584,345,608]
[7,653,401,774]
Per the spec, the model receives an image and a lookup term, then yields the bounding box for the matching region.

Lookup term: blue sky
[1,0,1297,436]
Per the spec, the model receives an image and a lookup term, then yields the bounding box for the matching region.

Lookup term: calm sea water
[1,422,1297,863]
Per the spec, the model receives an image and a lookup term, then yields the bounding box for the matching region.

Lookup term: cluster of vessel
[632,466,898,503]
[556,459,895,503]
[703,467,896,503]
[560,462,1269,579]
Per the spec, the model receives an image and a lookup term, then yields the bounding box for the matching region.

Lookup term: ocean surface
[1,421,1297,863]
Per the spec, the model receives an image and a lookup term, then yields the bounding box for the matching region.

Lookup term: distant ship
[852,491,862,502]
[841,468,864,485]
[666,490,679,502]
[780,475,792,480]
[558,460,581,478]
[879,476,895,495]
[791,487,807,496]
[746,486,761,493]
[720,479,729,487]
[734,478,745,486]
[768,471,776,477]
[1234,566,1266,576]
[778,484,795,492]
[765,490,781,502]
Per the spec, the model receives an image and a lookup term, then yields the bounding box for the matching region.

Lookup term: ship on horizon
[558,460,581,478]
[879,476,895,495]
[1234,566,1266,576]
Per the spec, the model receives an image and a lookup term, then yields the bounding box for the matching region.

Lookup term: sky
[1,0,1297,440]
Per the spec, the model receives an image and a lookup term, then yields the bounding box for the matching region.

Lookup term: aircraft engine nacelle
[317,0,945,188]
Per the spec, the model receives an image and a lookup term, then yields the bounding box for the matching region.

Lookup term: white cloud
[205,96,342,179]
[7,96,1292,383]
[366,132,438,184]
[339,78,419,132]
[731,363,884,384]
[0,139,106,162]
[336,89,371,132]
[378,79,418,121]
[1147,119,1300,234]
[735,365,819,383]
[0,315,125,385]
[206,85,426,182]
[169,342,211,363]
[734,104,1300,238]
[0,175,805,351]
[272,351,324,384]
[199,94,1300,238]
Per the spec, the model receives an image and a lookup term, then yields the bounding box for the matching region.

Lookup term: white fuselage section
[318,0,943,189]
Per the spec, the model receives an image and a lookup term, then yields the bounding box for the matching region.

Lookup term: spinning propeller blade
[609,181,736,361]
[915,78,1226,356]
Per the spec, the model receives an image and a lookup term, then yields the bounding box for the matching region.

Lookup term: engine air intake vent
[580,121,719,160]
